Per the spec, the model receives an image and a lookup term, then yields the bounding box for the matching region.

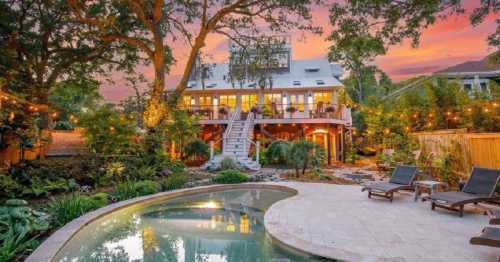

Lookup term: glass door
[241,94,258,113]
[289,94,305,112]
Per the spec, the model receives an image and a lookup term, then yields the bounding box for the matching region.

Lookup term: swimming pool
[52,188,331,262]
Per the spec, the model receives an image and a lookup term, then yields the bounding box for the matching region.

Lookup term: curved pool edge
[27,183,298,262]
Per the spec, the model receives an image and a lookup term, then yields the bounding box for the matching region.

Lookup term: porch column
[305,91,311,118]
[213,96,219,120]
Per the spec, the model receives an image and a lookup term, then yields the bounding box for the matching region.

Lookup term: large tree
[68,0,319,129]
[0,0,139,128]
[328,0,500,103]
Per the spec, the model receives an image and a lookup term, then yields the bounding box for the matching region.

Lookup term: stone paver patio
[264,182,500,262]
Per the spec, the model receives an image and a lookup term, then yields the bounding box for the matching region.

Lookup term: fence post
[210,141,214,160]
[256,141,260,164]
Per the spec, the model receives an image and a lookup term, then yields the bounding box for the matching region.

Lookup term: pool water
[54,189,332,262]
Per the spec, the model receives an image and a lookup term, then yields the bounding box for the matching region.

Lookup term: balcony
[181,103,352,125]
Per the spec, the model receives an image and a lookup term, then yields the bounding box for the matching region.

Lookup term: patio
[264,182,499,262]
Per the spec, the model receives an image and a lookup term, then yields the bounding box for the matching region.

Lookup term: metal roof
[187,58,344,90]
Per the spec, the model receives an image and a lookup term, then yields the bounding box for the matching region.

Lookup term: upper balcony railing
[180,103,350,122]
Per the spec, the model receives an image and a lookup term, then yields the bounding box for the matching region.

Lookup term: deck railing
[181,103,349,121]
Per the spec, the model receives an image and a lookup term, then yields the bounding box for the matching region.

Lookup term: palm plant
[288,139,325,177]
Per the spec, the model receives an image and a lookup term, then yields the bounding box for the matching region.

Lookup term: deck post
[210,141,214,160]
[256,141,260,164]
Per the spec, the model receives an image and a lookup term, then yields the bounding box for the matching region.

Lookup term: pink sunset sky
[100,2,499,103]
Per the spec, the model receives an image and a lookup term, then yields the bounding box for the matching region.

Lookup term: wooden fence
[413,129,500,173]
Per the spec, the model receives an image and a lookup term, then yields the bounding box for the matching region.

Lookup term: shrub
[0,199,50,261]
[162,173,187,191]
[214,170,248,184]
[53,120,74,130]
[0,174,23,198]
[114,180,137,201]
[48,193,89,226]
[265,140,291,165]
[82,193,109,210]
[133,180,161,196]
[288,139,325,177]
[184,139,210,161]
[220,156,238,170]
[80,105,138,155]
[115,180,161,201]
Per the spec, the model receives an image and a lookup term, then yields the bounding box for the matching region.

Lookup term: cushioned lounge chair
[361,165,417,202]
[429,167,500,217]
[470,227,500,248]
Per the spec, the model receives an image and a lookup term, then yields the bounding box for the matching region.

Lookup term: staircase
[203,109,261,171]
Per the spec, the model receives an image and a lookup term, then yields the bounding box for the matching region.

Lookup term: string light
[109,126,115,132]
[405,126,411,131]
[383,128,390,134]
[484,108,490,113]
[493,102,498,108]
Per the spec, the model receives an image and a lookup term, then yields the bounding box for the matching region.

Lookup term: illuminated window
[264,93,282,105]
[182,96,192,107]
[289,94,305,112]
[313,92,332,106]
[199,96,212,108]
[219,95,237,110]
[241,94,258,112]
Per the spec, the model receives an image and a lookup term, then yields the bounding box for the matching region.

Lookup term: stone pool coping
[27,183,298,262]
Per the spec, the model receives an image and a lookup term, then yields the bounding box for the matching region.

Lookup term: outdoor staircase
[202,109,261,171]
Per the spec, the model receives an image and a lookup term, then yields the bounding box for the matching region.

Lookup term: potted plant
[325,105,335,113]
[325,105,335,117]
[286,106,297,113]
[250,106,262,115]
[286,106,297,119]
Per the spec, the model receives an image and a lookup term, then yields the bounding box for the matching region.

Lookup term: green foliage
[184,139,210,160]
[53,121,74,130]
[265,140,292,165]
[114,181,137,201]
[133,180,161,196]
[288,139,325,177]
[163,110,200,159]
[214,170,248,184]
[48,192,108,227]
[83,193,109,210]
[0,198,50,261]
[48,193,89,226]
[49,78,103,124]
[115,180,161,201]
[80,105,138,155]
[0,174,24,199]
[162,173,187,191]
[220,157,238,170]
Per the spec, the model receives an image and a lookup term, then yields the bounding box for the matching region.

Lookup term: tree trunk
[356,71,363,103]
[143,28,166,129]
[171,31,209,105]
[36,87,52,129]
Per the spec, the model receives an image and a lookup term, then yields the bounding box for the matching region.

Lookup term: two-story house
[181,36,352,170]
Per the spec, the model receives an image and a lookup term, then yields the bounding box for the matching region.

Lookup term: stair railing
[222,107,240,153]
[242,112,255,156]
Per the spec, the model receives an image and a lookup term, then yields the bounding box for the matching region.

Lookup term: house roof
[46,130,87,157]
[435,56,500,77]
[186,58,343,91]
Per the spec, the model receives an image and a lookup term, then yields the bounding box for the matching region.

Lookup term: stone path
[264,182,500,262]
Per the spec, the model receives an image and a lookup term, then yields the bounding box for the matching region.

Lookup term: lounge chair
[487,209,500,225]
[361,165,417,202]
[470,227,500,248]
[429,167,500,217]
